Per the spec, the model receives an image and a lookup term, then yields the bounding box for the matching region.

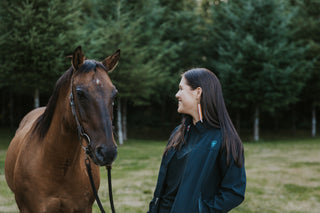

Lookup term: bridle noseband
[69,76,116,213]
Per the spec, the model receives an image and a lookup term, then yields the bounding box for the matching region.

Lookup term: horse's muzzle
[93,144,118,166]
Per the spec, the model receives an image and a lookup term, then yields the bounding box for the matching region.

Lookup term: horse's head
[70,46,120,166]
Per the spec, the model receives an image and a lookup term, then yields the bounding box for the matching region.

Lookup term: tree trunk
[254,106,259,142]
[122,98,127,141]
[117,98,124,145]
[274,114,279,132]
[312,104,316,137]
[34,88,40,108]
[292,107,296,136]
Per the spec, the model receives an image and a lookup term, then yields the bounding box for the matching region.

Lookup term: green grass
[1,130,320,212]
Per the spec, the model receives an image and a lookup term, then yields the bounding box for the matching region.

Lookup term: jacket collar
[194,121,208,134]
[184,115,213,134]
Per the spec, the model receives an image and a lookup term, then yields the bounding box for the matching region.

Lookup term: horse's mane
[33,60,107,139]
[33,67,73,139]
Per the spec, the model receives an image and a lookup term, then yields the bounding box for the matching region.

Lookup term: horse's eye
[111,91,117,107]
[76,89,87,100]
[112,95,118,107]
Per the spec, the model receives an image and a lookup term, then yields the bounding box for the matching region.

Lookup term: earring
[198,103,203,123]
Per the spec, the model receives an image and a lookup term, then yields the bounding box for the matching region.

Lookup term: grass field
[0,130,320,213]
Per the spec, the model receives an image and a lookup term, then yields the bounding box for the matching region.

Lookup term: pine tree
[81,0,167,104]
[0,0,83,102]
[155,0,206,127]
[206,0,312,141]
[81,0,169,143]
[0,0,84,126]
[80,0,206,142]
[293,0,320,137]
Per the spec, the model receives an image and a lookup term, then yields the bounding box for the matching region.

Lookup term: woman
[148,68,246,213]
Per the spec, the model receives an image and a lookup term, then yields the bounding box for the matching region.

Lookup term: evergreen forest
[0,0,319,142]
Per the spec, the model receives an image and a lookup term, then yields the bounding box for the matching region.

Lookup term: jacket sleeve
[202,149,246,213]
[147,197,159,213]
[147,125,181,213]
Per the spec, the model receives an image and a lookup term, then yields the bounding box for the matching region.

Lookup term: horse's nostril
[96,146,104,155]
[95,145,117,165]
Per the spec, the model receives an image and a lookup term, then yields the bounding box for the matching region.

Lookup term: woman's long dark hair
[165,68,244,167]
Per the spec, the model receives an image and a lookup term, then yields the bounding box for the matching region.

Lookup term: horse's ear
[102,49,120,73]
[72,46,85,71]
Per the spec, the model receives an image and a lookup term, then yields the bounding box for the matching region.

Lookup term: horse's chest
[33,185,94,212]
[42,196,92,212]
[18,165,96,212]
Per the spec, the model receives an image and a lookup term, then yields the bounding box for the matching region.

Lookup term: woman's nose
[175,91,179,98]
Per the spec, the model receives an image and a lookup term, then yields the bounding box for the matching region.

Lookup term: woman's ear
[196,87,202,101]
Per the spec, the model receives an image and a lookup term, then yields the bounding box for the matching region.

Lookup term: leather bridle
[69,76,116,213]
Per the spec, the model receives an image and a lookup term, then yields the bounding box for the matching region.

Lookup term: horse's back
[5,107,46,191]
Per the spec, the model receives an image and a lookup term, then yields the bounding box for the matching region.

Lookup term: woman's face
[175,76,199,118]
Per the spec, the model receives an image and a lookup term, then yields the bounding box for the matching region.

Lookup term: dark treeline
[0,0,319,141]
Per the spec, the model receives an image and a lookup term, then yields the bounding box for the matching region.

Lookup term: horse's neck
[43,91,83,164]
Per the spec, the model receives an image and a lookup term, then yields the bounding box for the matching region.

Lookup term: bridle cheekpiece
[69,77,92,156]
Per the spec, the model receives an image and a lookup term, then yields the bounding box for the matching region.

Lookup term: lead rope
[106,165,116,213]
[84,149,116,213]
[85,157,106,213]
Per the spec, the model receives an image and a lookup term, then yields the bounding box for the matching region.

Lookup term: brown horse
[5,46,120,212]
